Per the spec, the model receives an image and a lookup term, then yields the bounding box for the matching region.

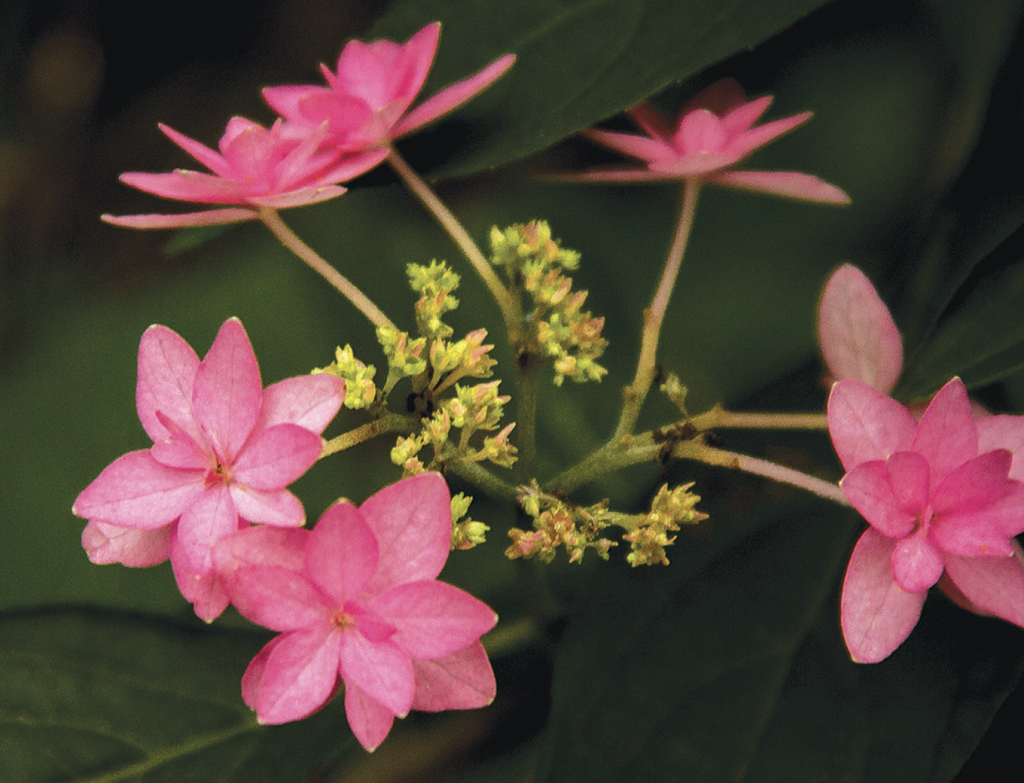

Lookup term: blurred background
[2,0,1024,779]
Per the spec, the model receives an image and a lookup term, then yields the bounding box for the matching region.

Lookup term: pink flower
[102,117,385,229]
[222,472,497,751]
[817,263,903,393]
[263,22,515,154]
[73,318,345,621]
[828,377,1024,663]
[568,78,849,203]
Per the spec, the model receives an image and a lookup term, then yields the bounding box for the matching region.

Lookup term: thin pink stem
[703,446,850,506]
[258,208,394,329]
[613,180,700,441]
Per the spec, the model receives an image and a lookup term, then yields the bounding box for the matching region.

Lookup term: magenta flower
[817,264,903,393]
[263,22,515,154]
[567,78,849,203]
[102,117,386,229]
[73,318,345,621]
[828,377,1024,663]
[221,472,497,751]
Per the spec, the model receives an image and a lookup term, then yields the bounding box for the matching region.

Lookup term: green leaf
[375,0,836,176]
[0,608,354,782]
[534,497,1024,782]
[899,239,1024,399]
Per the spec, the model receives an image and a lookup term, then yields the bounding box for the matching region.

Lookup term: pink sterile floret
[828,377,1024,663]
[573,78,849,203]
[103,117,384,229]
[263,22,514,153]
[817,263,903,394]
[73,318,345,621]
[220,472,497,751]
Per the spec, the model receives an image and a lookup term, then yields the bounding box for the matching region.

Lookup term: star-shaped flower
[220,472,497,751]
[74,318,345,621]
[828,377,1024,662]
[263,22,514,154]
[566,78,849,203]
[103,117,384,229]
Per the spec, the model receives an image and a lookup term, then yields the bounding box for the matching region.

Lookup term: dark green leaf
[375,0,837,176]
[534,495,1024,783]
[0,608,354,783]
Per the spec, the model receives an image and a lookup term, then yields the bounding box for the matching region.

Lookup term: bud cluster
[623,483,705,566]
[450,492,490,550]
[490,221,608,386]
[507,482,618,564]
[313,345,377,409]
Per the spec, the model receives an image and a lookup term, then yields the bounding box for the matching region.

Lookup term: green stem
[690,407,829,431]
[319,412,417,459]
[258,208,394,329]
[448,460,519,504]
[386,148,522,342]
[514,357,539,483]
[612,180,700,442]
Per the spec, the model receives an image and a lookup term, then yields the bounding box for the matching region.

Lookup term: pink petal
[230,485,306,527]
[173,483,239,571]
[891,531,945,593]
[359,473,452,597]
[158,123,232,177]
[242,635,283,711]
[150,412,210,469]
[313,147,390,183]
[841,528,927,663]
[944,541,1024,627]
[101,208,259,229]
[626,103,675,143]
[681,78,747,117]
[411,641,496,711]
[306,502,379,605]
[582,128,678,163]
[254,626,343,724]
[977,415,1024,482]
[81,520,171,567]
[344,684,395,751]
[726,112,811,158]
[648,151,744,177]
[232,565,332,631]
[951,481,1024,538]
[840,460,917,538]
[885,451,931,514]
[393,53,515,139]
[247,186,347,209]
[257,374,345,434]
[911,378,977,485]
[119,170,246,204]
[705,170,850,203]
[72,449,204,529]
[213,526,308,603]
[136,324,201,444]
[932,449,1012,515]
[369,581,498,659]
[720,95,772,137]
[339,632,415,718]
[192,318,262,464]
[335,23,438,111]
[168,510,244,623]
[827,379,917,471]
[232,423,323,490]
[817,264,903,392]
[674,108,727,154]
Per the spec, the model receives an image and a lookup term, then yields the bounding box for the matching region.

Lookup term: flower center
[204,459,232,486]
[331,610,355,630]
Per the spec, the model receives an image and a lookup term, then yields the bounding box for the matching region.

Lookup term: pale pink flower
[817,263,903,393]
[74,318,345,621]
[222,472,497,751]
[828,377,1024,663]
[263,22,515,154]
[102,117,385,229]
[567,78,849,203]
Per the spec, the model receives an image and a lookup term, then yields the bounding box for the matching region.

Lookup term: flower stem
[386,148,521,340]
[514,357,539,484]
[448,460,519,504]
[695,445,850,506]
[320,412,417,459]
[258,208,394,329]
[612,180,700,442]
[690,407,829,431]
